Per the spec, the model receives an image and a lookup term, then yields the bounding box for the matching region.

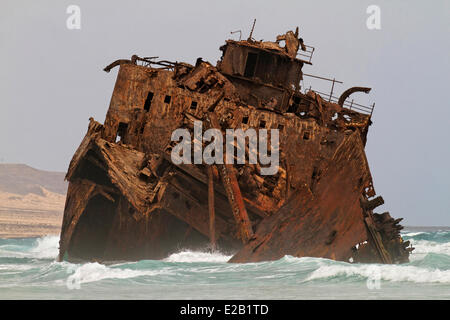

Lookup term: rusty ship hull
[58,29,412,264]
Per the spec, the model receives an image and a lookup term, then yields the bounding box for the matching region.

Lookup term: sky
[0,0,449,226]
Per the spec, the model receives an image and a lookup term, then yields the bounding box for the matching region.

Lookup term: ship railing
[311,89,375,116]
[135,56,179,70]
[302,73,375,116]
[297,45,315,63]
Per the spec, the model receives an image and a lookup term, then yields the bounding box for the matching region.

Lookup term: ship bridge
[216,28,314,111]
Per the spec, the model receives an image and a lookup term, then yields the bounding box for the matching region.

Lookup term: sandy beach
[0,191,65,238]
[0,208,63,238]
[0,164,66,238]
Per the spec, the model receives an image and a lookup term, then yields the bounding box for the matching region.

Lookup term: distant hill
[0,164,67,196]
[0,164,67,238]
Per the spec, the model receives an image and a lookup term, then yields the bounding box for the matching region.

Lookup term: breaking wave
[306,262,450,284]
[65,262,173,285]
[411,240,450,256]
[164,250,232,263]
[29,235,60,259]
[0,235,59,259]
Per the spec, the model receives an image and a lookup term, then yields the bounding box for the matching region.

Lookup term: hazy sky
[1,0,449,226]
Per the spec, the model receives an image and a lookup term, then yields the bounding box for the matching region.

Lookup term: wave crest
[306,263,450,284]
[66,262,171,285]
[164,250,232,263]
[29,235,59,259]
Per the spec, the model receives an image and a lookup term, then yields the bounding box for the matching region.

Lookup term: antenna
[247,19,256,41]
[230,30,242,41]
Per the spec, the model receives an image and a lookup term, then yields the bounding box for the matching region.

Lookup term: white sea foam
[29,235,59,259]
[66,262,172,285]
[402,232,425,237]
[0,264,34,272]
[411,240,450,257]
[163,250,232,263]
[0,247,26,258]
[0,235,59,259]
[306,262,450,284]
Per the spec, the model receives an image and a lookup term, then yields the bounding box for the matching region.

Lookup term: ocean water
[0,228,449,299]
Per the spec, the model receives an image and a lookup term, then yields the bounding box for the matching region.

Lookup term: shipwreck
[58,26,413,264]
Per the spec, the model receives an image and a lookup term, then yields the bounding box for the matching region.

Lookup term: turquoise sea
[0,228,449,299]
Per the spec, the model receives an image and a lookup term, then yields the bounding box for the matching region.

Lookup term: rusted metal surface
[58,28,412,264]
[205,112,254,244]
[338,87,372,107]
[207,166,216,250]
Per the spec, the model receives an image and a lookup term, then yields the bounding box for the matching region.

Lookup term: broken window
[311,167,318,180]
[116,122,128,143]
[303,131,310,140]
[242,116,249,124]
[244,52,258,78]
[164,95,171,104]
[190,101,197,110]
[278,124,284,131]
[286,104,297,113]
[287,95,301,113]
[144,91,154,112]
[259,120,266,128]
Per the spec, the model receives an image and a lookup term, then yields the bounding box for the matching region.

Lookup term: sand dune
[0,164,67,238]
